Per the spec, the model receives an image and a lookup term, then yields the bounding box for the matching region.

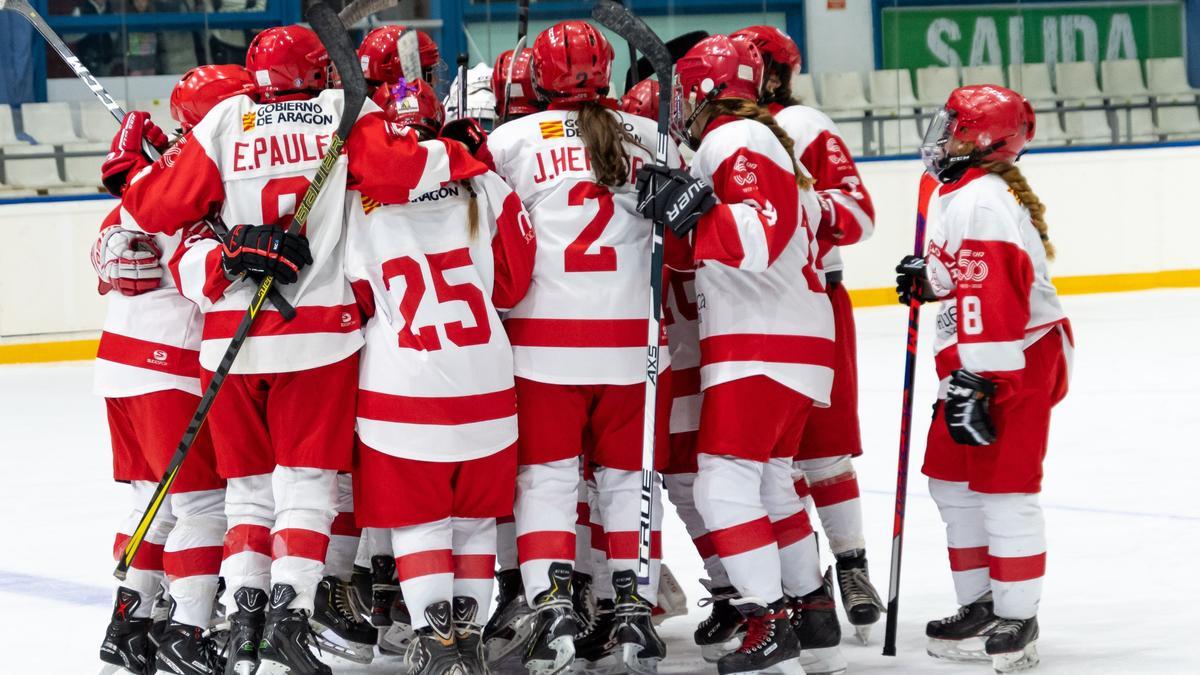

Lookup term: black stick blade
[307,1,367,138]
[591,0,671,81]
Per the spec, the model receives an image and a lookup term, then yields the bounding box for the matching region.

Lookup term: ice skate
[834,549,883,644]
[453,596,488,674]
[350,564,373,618]
[522,562,577,675]
[716,598,804,675]
[99,586,155,675]
[694,582,744,663]
[370,555,400,628]
[254,584,332,675]
[155,622,226,675]
[483,568,534,664]
[612,570,664,675]
[223,587,266,675]
[311,575,376,664]
[986,617,1040,673]
[571,599,619,674]
[790,571,847,675]
[925,592,1000,663]
[571,572,597,642]
[403,600,467,675]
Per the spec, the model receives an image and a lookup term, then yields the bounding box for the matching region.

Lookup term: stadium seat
[1027,102,1067,147]
[1,144,69,190]
[915,66,959,105]
[1144,58,1200,139]
[1006,63,1057,102]
[1054,62,1113,144]
[868,69,919,108]
[792,72,819,107]
[868,69,922,155]
[0,105,28,146]
[818,71,870,111]
[79,102,126,143]
[62,142,108,190]
[1146,57,1194,96]
[826,112,866,157]
[961,65,1005,87]
[19,102,82,145]
[1100,60,1156,142]
[138,98,174,130]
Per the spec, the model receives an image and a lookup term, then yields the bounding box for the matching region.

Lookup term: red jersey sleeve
[693,147,799,272]
[799,130,876,246]
[347,112,489,204]
[488,182,537,311]
[121,134,225,237]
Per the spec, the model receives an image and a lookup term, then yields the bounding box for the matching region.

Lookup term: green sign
[881,2,1184,69]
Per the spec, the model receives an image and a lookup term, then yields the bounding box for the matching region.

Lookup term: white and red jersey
[663,271,701,436]
[924,168,1071,400]
[686,116,835,405]
[93,206,204,398]
[487,104,681,385]
[773,104,876,274]
[121,89,483,375]
[345,171,536,462]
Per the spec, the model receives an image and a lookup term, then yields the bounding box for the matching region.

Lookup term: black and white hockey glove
[635,165,716,237]
[221,224,313,285]
[944,369,997,446]
[895,254,937,306]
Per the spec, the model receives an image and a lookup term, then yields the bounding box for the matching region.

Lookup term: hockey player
[116,24,484,675]
[357,24,443,92]
[487,20,678,675]
[344,78,535,675]
[730,25,884,642]
[635,35,844,675]
[492,48,543,122]
[896,84,1071,674]
[94,63,257,675]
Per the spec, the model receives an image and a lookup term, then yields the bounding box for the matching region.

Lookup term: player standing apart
[897,84,1072,673]
[488,20,678,675]
[635,35,844,675]
[730,25,884,642]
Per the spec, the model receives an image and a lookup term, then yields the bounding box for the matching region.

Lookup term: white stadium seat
[915,66,959,105]
[1146,57,1194,96]
[818,71,869,110]
[79,101,126,143]
[1101,60,1156,142]
[1,144,68,190]
[1006,63,1057,102]
[62,142,108,190]
[0,105,29,146]
[19,102,82,145]
[1055,62,1113,144]
[1143,58,1200,139]
[791,72,818,107]
[961,65,1005,88]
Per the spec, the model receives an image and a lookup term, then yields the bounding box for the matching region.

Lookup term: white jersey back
[488,106,679,385]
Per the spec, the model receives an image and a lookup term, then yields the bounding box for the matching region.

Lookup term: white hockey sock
[981,492,1045,620]
[664,472,730,587]
[797,455,866,555]
[220,473,273,614]
[324,473,360,581]
[515,457,578,603]
[930,479,991,606]
[392,519,454,631]
[270,466,338,613]
[452,517,497,620]
[763,458,822,598]
[164,488,225,628]
[596,467,662,603]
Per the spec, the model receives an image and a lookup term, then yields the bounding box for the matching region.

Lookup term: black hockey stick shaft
[882,172,939,655]
[592,0,673,585]
[0,0,295,319]
[457,53,469,119]
[337,0,398,26]
[114,1,368,579]
[501,0,530,125]
[615,0,641,88]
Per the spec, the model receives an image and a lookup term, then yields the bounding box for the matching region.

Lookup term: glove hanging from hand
[221,225,313,285]
[895,254,937,305]
[101,111,170,196]
[943,369,997,446]
[91,225,164,296]
[635,164,716,237]
[439,118,488,156]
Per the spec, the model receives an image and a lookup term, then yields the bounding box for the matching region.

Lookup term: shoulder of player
[489,110,565,145]
[775,104,840,147]
[698,118,793,172]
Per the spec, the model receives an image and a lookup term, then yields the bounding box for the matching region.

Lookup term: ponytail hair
[982,161,1054,260]
[707,97,814,190]
[576,101,642,187]
[461,178,479,240]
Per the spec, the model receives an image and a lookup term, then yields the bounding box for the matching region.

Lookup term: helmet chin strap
[937,139,1005,183]
[682,82,726,149]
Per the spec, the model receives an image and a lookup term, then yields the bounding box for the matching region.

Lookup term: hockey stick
[882,172,939,655]
[614,0,641,90]
[591,0,673,588]
[114,1,368,580]
[457,53,469,119]
[0,0,296,319]
[500,0,530,125]
[397,28,421,83]
[338,0,397,26]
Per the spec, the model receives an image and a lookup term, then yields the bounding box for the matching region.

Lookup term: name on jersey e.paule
[232,101,335,172]
[531,118,647,185]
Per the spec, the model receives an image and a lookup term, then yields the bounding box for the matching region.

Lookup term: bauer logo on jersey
[539,120,565,139]
[241,111,256,131]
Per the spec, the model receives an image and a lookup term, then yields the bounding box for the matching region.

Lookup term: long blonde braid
[707,97,814,190]
[982,161,1054,260]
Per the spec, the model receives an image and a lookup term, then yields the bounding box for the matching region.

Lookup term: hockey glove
[944,369,997,446]
[439,118,488,157]
[635,165,716,237]
[101,111,170,196]
[895,254,938,306]
[221,225,313,285]
[91,225,164,296]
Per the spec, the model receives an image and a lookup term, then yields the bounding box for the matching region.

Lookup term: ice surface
[1,289,1197,673]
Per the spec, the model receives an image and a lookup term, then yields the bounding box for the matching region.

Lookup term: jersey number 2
[564,182,617,273]
[381,248,492,351]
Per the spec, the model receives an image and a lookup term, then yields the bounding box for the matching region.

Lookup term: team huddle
[90,14,1073,675]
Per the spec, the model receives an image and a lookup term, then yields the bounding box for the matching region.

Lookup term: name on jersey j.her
[532,118,645,185]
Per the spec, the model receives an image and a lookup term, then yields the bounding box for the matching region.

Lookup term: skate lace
[991,619,1023,637]
[938,604,971,625]
[696,587,740,609]
[331,580,361,624]
[194,629,224,670]
[737,616,772,653]
[837,566,884,610]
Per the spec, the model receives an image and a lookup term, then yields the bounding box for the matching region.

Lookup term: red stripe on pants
[771,511,815,549]
[605,531,663,559]
[576,500,590,524]
[793,478,811,499]
[589,522,607,552]
[809,475,860,507]
[271,529,330,563]
[454,554,497,579]
[693,533,716,560]
[223,524,271,560]
[517,531,575,564]
[708,517,776,558]
[948,546,989,571]
[497,514,515,525]
[331,511,360,538]
[397,549,454,581]
[114,534,165,570]
[164,546,223,580]
[990,552,1046,582]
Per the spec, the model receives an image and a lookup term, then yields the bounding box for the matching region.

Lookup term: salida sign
[881,1,1184,69]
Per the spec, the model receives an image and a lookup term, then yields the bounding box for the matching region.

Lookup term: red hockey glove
[91,225,164,296]
[101,111,170,196]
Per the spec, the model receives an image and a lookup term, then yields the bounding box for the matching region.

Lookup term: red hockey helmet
[672,34,763,147]
[374,78,445,139]
[619,78,659,120]
[730,26,801,74]
[170,64,256,132]
[357,26,442,86]
[921,84,1036,182]
[245,25,329,100]
[530,20,614,103]
[492,48,541,118]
